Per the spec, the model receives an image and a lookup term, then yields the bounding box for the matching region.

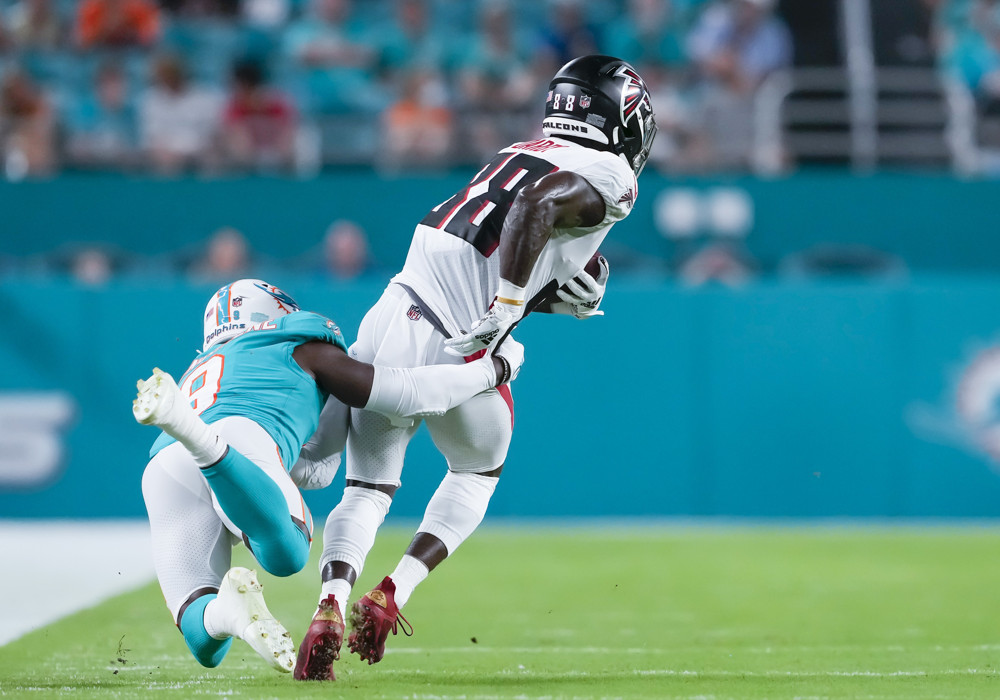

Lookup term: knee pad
[321,486,393,576]
[417,471,498,556]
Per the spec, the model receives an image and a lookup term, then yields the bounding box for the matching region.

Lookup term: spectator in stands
[377,0,448,75]
[66,61,139,169]
[241,0,290,31]
[780,244,907,279]
[687,0,792,95]
[936,0,1000,163]
[637,62,700,172]
[189,226,252,281]
[0,16,11,53]
[282,0,380,113]
[6,0,63,51]
[139,53,223,176]
[685,0,792,169]
[221,58,297,172]
[380,68,452,169]
[158,0,239,17]
[602,0,687,70]
[943,0,1000,98]
[0,69,55,178]
[535,0,600,74]
[454,3,536,162]
[76,0,160,49]
[322,219,370,279]
[677,241,757,286]
[71,246,114,286]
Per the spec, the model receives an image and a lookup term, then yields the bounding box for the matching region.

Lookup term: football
[581,251,604,279]
[530,251,605,315]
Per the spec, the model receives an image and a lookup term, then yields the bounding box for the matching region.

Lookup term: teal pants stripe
[178,594,231,668]
[201,447,310,577]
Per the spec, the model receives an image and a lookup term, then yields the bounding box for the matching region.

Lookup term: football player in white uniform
[295,55,657,680]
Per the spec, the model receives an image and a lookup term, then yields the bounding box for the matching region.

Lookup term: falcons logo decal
[614,64,652,136]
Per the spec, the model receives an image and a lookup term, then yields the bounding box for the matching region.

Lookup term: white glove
[493,336,524,384]
[289,452,341,490]
[444,299,520,356]
[553,255,609,319]
[288,398,348,489]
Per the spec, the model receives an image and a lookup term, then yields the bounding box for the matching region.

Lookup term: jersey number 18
[421,152,556,257]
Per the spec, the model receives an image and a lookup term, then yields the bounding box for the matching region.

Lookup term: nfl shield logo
[580,95,592,109]
[407,304,422,321]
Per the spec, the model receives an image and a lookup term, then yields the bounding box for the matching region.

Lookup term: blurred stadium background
[3,0,1000,656]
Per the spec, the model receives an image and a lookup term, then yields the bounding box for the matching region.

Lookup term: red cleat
[293,594,344,681]
[347,576,412,664]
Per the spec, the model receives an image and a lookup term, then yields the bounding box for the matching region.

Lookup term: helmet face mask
[202,279,300,352]
[542,55,657,176]
[626,110,658,177]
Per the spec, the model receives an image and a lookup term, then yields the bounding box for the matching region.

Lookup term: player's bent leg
[202,446,310,576]
[394,470,500,608]
[345,471,498,664]
[142,446,236,667]
[416,389,511,582]
[207,417,314,578]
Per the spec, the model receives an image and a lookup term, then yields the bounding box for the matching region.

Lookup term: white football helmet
[203,279,301,351]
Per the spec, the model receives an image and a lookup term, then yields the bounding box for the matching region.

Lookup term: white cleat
[132,367,184,427]
[212,567,296,673]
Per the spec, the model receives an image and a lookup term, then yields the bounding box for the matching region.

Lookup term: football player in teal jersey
[133,279,522,674]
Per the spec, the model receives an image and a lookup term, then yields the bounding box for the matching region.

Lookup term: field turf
[2,524,1000,699]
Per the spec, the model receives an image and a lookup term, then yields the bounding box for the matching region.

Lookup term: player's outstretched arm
[444,171,605,356]
[293,339,523,418]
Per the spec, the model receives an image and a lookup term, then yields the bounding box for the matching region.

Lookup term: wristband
[496,355,512,385]
[496,278,526,308]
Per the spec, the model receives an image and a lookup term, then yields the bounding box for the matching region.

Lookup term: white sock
[187,431,227,468]
[321,486,392,579]
[319,579,352,618]
[389,555,429,609]
[168,410,226,467]
[416,472,498,555]
[203,597,233,640]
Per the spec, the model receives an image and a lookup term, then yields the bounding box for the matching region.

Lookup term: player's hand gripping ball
[540,252,609,319]
[557,253,608,318]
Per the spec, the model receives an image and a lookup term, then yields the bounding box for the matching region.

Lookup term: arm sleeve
[365,357,497,419]
[288,397,349,490]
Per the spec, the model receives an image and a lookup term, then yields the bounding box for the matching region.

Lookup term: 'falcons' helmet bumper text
[542,55,658,176]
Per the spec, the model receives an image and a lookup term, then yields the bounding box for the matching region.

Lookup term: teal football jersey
[150,311,348,469]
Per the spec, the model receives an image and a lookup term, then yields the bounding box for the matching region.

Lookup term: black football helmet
[542,55,657,176]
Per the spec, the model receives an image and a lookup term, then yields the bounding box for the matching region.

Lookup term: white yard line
[0,520,154,646]
[387,645,1000,656]
[371,667,997,679]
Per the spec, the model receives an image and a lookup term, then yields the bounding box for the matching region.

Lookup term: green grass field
[2,525,1000,699]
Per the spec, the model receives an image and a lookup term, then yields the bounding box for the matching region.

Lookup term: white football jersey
[392,137,638,336]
